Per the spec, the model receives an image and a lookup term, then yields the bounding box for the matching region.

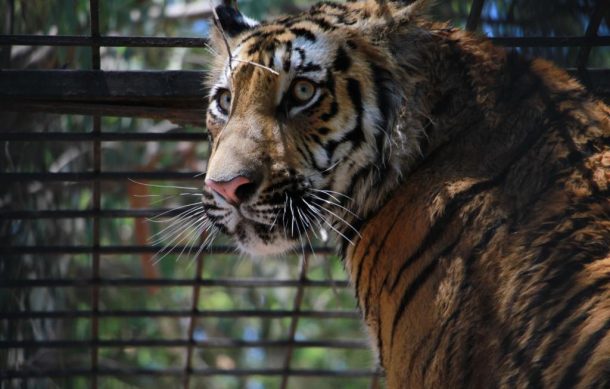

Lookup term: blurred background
[1,0,609,388]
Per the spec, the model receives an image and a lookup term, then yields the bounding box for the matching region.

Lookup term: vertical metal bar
[1,0,14,68]
[466,0,486,32]
[369,368,381,389]
[280,254,309,389]
[183,236,207,389]
[90,0,101,71]
[576,0,609,71]
[89,1,101,389]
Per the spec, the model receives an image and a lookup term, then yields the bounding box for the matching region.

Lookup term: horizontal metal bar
[490,35,610,47]
[0,245,335,256]
[1,209,190,219]
[0,277,347,289]
[0,35,209,47]
[0,309,359,320]
[0,70,208,124]
[0,70,207,100]
[1,34,609,48]
[0,101,206,125]
[0,339,369,350]
[0,172,202,182]
[0,368,382,379]
[0,132,207,142]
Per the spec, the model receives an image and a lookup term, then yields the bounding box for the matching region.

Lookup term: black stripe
[320,72,338,121]
[416,306,459,375]
[310,17,336,31]
[323,139,340,170]
[320,102,338,121]
[290,28,316,42]
[298,62,322,73]
[355,201,413,313]
[333,46,351,72]
[344,78,365,146]
[556,317,610,389]
[317,127,330,136]
[295,48,306,67]
[370,63,394,135]
[282,41,293,72]
[304,135,328,172]
[311,2,348,12]
[390,255,440,340]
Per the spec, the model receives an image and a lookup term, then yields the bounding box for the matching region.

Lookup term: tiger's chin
[228,220,301,257]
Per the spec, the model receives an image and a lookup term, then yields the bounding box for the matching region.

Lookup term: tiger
[201,0,610,387]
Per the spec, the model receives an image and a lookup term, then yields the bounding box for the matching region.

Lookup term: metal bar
[89,2,101,387]
[0,70,207,124]
[0,339,370,349]
[0,0,14,68]
[0,309,360,320]
[0,35,209,48]
[280,255,310,389]
[489,35,610,46]
[183,233,207,389]
[466,0,486,31]
[0,132,206,141]
[0,209,194,219]
[0,70,206,100]
[0,101,206,125]
[0,278,348,289]
[0,172,202,182]
[369,368,382,389]
[577,0,610,70]
[0,368,382,379]
[0,245,334,255]
[1,34,610,47]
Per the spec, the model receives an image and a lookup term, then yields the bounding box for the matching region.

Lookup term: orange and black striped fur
[202,0,610,387]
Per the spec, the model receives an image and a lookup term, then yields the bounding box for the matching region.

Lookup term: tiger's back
[202,1,610,387]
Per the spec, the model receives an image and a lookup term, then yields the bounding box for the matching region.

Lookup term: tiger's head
[203,1,430,256]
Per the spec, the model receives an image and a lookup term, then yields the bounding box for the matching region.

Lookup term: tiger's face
[203,3,408,256]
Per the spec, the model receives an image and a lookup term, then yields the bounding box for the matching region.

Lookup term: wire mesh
[1,0,609,388]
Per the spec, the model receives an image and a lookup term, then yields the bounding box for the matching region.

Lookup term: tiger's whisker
[308,193,360,219]
[175,218,212,262]
[149,208,205,241]
[151,214,209,260]
[128,178,199,191]
[312,188,354,201]
[147,202,202,222]
[319,206,362,238]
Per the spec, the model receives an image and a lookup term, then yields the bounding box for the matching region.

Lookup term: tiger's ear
[370,0,431,20]
[210,5,259,55]
[213,5,259,38]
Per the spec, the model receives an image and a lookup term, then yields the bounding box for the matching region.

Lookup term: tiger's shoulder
[349,22,610,389]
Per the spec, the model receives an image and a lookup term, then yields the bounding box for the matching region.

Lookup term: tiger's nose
[205,175,258,206]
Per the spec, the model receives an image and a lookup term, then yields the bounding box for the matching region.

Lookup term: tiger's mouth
[202,181,335,256]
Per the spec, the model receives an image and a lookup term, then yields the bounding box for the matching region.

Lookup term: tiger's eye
[291,79,316,104]
[217,89,232,114]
